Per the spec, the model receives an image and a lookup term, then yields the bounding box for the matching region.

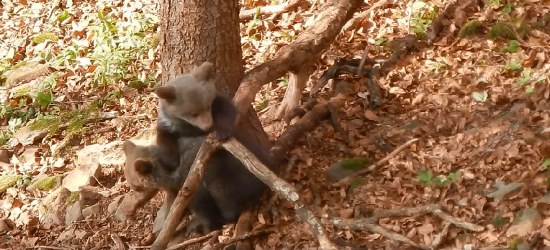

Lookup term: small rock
[62,162,101,192]
[78,185,103,206]
[65,201,83,225]
[7,126,47,148]
[56,228,76,243]
[39,187,71,226]
[76,141,125,167]
[108,195,124,214]
[81,204,101,218]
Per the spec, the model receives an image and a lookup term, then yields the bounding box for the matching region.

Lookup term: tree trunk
[159,0,271,147]
[159,0,243,96]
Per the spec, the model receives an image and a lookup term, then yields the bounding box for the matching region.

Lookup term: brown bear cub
[123,61,276,234]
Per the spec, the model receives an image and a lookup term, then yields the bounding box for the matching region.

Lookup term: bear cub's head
[122,140,173,193]
[155,62,218,132]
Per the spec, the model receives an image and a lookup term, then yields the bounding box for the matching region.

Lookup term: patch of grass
[0,175,22,193]
[459,20,483,37]
[67,191,80,204]
[33,175,61,191]
[491,215,509,228]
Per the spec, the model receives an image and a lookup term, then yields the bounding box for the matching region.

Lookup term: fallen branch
[240,0,303,21]
[151,139,217,250]
[223,138,338,249]
[202,228,276,250]
[165,229,221,250]
[336,138,419,186]
[330,204,484,249]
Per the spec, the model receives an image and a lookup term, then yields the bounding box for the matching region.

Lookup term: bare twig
[240,0,303,21]
[202,228,276,250]
[331,218,429,249]
[223,138,337,249]
[336,138,420,185]
[330,204,483,249]
[165,230,221,250]
[431,221,451,249]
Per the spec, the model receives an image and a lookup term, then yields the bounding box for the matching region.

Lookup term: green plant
[504,40,520,53]
[505,58,522,72]
[410,4,438,38]
[417,169,461,187]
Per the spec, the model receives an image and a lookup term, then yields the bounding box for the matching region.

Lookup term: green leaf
[505,40,520,53]
[417,169,434,186]
[35,91,53,109]
[57,10,70,22]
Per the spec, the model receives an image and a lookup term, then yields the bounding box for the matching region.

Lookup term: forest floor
[1,0,549,249]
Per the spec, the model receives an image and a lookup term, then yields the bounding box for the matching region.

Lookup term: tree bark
[159,0,243,95]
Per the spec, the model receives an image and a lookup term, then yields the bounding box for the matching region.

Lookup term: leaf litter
[0,0,549,249]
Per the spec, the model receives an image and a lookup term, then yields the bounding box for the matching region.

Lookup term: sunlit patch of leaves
[416,169,461,187]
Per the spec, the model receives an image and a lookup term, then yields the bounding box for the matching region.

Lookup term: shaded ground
[0,0,549,249]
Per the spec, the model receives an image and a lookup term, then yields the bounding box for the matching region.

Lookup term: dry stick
[151,140,217,250]
[165,230,221,250]
[28,247,71,250]
[375,205,483,232]
[222,138,338,250]
[202,228,276,250]
[110,234,126,250]
[331,218,429,249]
[336,138,419,185]
[431,221,451,249]
[233,0,361,120]
[239,0,303,21]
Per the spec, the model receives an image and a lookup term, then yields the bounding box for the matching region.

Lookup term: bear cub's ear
[155,86,177,101]
[191,62,216,82]
[123,140,137,154]
[134,159,154,175]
